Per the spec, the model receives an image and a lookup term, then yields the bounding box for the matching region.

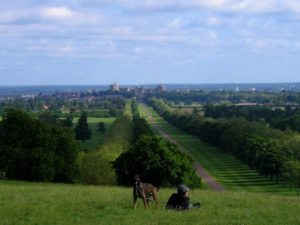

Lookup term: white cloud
[284,0,300,12]
[40,7,75,19]
[168,19,182,28]
[0,0,299,60]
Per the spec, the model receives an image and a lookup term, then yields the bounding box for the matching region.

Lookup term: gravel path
[143,107,225,191]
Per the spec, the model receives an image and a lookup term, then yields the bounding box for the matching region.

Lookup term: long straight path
[139,103,292,194]
[139,104,225,191]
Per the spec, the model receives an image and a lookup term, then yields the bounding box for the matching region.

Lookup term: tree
[53,128,79,182]
[0,109,55,181]
[60,115,73,128]
[75,112,91,143]
[38,112,60,127]
[282,161,300,195]
[113,135,201,188]
[97,121,106,133]
[0,108,79,183]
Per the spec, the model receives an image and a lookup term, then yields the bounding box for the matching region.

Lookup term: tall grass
[0,181,299,225]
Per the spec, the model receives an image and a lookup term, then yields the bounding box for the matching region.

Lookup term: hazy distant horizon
[1,81,300,87]
[0,81,299,87]
[1,1,300,85]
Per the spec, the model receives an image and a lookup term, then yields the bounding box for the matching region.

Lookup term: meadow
[74,117,115,151]
[139,104,297,195]
[0,181,299,225]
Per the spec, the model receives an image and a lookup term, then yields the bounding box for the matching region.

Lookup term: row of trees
[113,100,201,188]
[147,98,300,191]
[0,109,79,182]
[204,104,300,132]
[148,90,300,105]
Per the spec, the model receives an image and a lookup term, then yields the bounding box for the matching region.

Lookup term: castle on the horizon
[109,83,120,92]
[109,83,166,96]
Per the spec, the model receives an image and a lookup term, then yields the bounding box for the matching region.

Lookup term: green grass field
[139,104,298,195]
[74,117,115,151]
[0,181,299,225]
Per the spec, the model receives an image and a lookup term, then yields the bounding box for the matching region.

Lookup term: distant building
[109,83,120,92]
[21,94,35,100]
[43,105,49,110]
[135,87,144,96]
[119,87,132,93]
[155,84,166,93]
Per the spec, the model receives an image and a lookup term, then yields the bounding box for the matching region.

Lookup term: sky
[0,0,300,85]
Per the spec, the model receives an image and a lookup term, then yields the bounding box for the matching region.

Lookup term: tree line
[147,98,300,192]
[204,104,300,133]
[147,90,300,105]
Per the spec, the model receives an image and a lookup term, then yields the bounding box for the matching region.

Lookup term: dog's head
[134,174,140,182]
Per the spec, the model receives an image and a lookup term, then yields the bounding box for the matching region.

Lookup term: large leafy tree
[0,108,55,181]
[0,108,79,182]
[113,135,201,188]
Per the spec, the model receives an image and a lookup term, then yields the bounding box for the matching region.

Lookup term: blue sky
[0,0,300,85]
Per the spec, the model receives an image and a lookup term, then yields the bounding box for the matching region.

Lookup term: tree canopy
[0,108,79,182]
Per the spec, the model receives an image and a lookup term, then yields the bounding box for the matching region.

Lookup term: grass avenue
[139,104,298,195]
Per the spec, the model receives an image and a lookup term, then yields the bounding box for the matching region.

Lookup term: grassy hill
[0,180,299,225]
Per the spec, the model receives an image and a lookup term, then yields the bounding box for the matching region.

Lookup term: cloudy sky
[0,0,300,85]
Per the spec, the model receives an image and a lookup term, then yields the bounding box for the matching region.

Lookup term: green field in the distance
[74,117,115,151]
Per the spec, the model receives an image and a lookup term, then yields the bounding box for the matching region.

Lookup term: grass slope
[0,181,299,225]
[139,104,296,195]
[74,117,115,151]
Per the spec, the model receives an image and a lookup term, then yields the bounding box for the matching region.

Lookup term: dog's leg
[133,196,138,209]
[152,191,160,209]
[141,194,148,209]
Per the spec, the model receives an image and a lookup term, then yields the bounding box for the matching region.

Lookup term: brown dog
[133,175,159,209]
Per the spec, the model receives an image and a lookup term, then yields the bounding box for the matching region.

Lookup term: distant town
[1,82,300,98]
